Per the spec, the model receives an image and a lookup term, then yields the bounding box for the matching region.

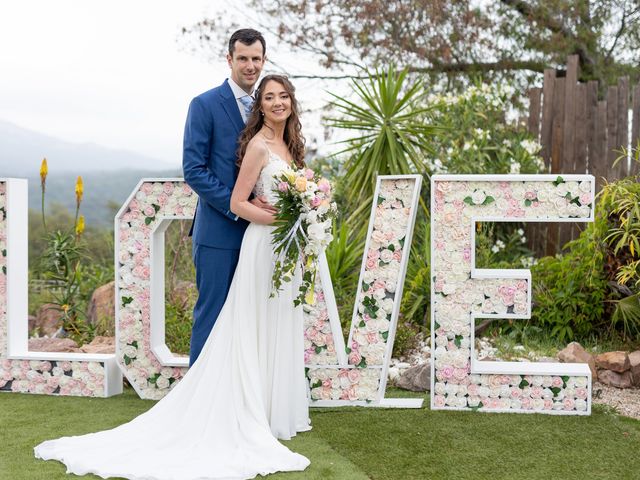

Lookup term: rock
[28,315,37,333]
[597,369,633,389]
[387,366,400,382]
[557,342,597,380]
[168,281,197,309]
[28,337,80,353]
[595,351,630,373]
[86,281,115,334]
[395,363,431,392]
[34,303,63,336]
[79,336,115,354]
[629,350,640,386]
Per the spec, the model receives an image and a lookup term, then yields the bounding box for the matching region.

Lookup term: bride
[34,74,312,479]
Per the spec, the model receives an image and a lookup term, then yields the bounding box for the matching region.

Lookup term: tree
[183,0,640,87]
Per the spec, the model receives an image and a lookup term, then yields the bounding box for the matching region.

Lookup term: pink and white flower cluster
[118,181,195,399]
[308,367,380,401]
[348,178,416,368]
[0,359,106,396]
[303,285,338,365]
[432,374,590,411]
[433,178,593,412]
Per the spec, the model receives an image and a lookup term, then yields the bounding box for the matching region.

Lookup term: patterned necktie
[239,95,254,122]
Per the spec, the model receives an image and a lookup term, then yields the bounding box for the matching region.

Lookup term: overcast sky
[0,0,333,169]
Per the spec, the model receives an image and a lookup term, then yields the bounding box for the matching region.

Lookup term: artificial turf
[1,388,639,479]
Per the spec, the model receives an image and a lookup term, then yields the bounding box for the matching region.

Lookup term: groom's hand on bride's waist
[250,196,277,214]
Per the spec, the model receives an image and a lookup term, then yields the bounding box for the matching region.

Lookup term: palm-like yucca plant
[326,65,438,209]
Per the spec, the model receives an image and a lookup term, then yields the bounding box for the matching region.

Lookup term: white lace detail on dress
[252,147,290,205]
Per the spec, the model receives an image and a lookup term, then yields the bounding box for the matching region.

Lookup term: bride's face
[260,80,291,125]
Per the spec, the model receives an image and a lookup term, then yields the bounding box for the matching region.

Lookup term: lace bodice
[252,150,291,205]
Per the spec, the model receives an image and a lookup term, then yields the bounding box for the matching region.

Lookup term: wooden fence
[526,55,640,256]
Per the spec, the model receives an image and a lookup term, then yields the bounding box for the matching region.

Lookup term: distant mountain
[0,119,177,175]
[0,119,187,227]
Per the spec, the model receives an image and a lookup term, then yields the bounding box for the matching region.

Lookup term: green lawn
[1,388,639,480]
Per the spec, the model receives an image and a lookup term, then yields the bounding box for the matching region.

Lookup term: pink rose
[563,398,575,410]
[366,258,378,270]
[575,387,588,399]
[304,168,315,180]
[277,181,289,192]
[551,376,563,388]
[144,206,155,217]
[348,352,362,365]
[162,182,175,194]
[453,368,467,381]
[525,191,537,200]
[366,333,379,344]
[317,179,331,193]
[311,196,321,207]
[141,183,153,194]
[367,249,380,260]
[441,366,454,380]
[579,192,591,205]
[347,369,361,383]
[434,395,446,407]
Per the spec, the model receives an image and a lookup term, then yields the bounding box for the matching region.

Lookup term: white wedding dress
[34,151,311,479]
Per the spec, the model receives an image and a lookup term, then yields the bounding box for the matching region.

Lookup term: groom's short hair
[228,29,266,57]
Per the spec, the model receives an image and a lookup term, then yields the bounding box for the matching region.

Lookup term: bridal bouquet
[271,167,336,307]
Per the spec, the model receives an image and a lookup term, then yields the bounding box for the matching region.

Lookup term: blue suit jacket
[183,79,249,249]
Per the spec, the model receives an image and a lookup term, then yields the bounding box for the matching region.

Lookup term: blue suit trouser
[190,243,240,366]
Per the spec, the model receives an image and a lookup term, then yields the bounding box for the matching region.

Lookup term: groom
[183,28,273,366]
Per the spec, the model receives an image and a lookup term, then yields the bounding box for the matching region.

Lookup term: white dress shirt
[228,77,255,123]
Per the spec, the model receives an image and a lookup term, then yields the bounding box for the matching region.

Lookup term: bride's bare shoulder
[243,136,269,166]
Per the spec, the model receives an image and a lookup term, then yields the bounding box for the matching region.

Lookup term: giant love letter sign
[431,175,594,414]
[0,179,122,397]
[115,175,423,405]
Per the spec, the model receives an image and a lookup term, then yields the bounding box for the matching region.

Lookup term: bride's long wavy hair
[237,74,305,169]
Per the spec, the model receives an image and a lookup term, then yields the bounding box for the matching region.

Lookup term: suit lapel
[219,79,245,134]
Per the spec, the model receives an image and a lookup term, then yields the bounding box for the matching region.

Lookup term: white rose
[122,345,137,358]
[380,249,394,263]
[470,190,486,205]
[574,377,588,388]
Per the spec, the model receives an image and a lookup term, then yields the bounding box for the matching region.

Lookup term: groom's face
[227,41,265,93]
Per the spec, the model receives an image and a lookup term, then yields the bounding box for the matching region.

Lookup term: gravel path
[593,383,640,420]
